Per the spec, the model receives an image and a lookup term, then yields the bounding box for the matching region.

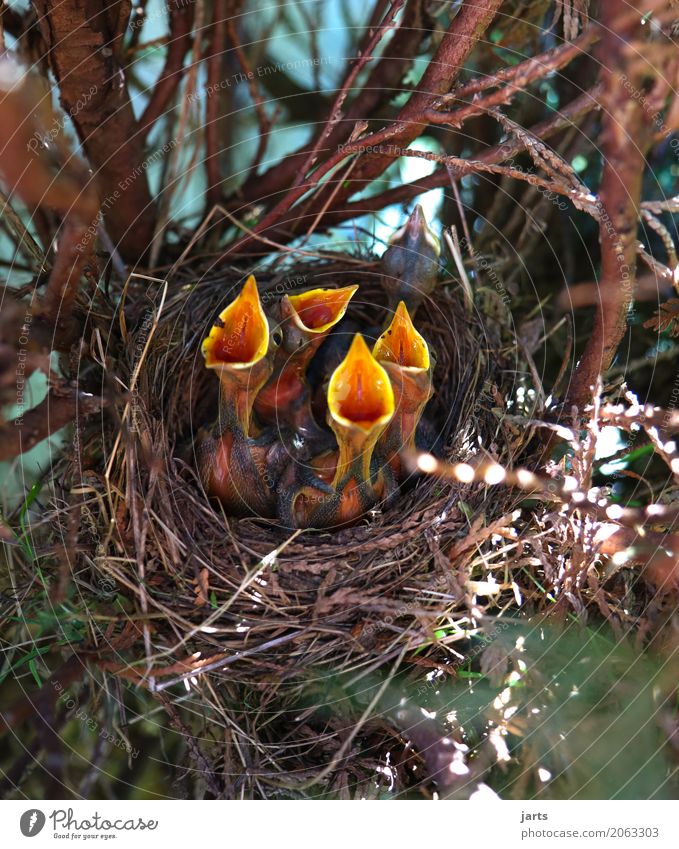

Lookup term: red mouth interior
[376,322,427,369]
[291,289,352,330]
[335,369,388,425]
[212,305,263,364]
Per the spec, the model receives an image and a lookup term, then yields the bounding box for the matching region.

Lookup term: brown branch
[564,0,658,409]
[205,0,227,206]
[39,218,96,341]
[230,86,601,246]
[0,384,105,461]
[224,13,276,187]
[138,0,194,136]
[407,450,679,532]
[424,27,597,128]
[555,272,673,313]
[345,0,504,184]
[290,0,405,193]
[155,692,224,798]
[219,0,405,257]
[33,0,156,260]
[0,63,100,343]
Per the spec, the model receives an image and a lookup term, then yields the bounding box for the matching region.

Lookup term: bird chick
[284,334,394,529]
[198,275,282,517]
[254,285,358,449]
[381,204,441,316]
[372,301,433,484]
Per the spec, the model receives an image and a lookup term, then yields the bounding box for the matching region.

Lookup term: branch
[229,87,601,245]
[224,12,275,188]
[205,0,227,206]
[235,0,430,205]
[33,0,156,260]
[138,0,194,136]
[222,0,503,258]
[564,0,659,409]
[0,384,105,461]
[424,28,597,128]
[0,63,100,344]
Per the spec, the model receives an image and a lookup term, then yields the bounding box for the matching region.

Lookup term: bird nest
[36,246,544,797]
[58,249,524,687]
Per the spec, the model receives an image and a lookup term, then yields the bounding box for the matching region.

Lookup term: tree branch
[33,0,156,261]
[0,384,105,461]
[222,0,503,258]
[223,86,601,250]
[235,0,429,205]
[564,0,658,408]
[138,0,194,137]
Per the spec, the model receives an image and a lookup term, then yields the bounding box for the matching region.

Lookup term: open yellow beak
[201,275,269,371]
[286,285,358,335]
[373,301,430,371]
[328,334,394,433]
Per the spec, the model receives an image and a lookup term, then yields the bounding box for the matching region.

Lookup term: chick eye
[271,329,283,347]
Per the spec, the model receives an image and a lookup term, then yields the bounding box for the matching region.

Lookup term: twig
[221,0,501,259]
[425,28,597,128]
[407,450,679,530]
[153,629,310,691]
[156,691,223,797]
[226,85,602,245]
[138,0,194,136]
[220,0,405,258]
[205,0,226,205]
[225,15,274,185]
[0,385,106,462]
[443,227,473,311]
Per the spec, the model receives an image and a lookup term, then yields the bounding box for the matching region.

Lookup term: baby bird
[372,301,433,484]
[283,334,395,529]
[380,204,441,316]
[198,275,283,518]
[254,285,357,448]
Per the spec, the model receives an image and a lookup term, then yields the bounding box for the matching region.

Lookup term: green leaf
[16,480,43,561]
[28,658,43,687]
[458,500,474,521]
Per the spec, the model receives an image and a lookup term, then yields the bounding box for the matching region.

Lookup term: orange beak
[327,334,394,487]
[254,285,359,434]
[201,275,272,436]
[285,284,358,335]
[373,300,430,371]
[373,301,432,478]
[328,334,394,434]
[202,274,269,371]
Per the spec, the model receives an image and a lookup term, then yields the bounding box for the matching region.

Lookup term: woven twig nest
[56,248,527,703]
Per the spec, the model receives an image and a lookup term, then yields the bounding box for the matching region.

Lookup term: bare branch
[565,0,662,408]
[33,0,156,260]
[0,384,105,461]
[138,0,194,136]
